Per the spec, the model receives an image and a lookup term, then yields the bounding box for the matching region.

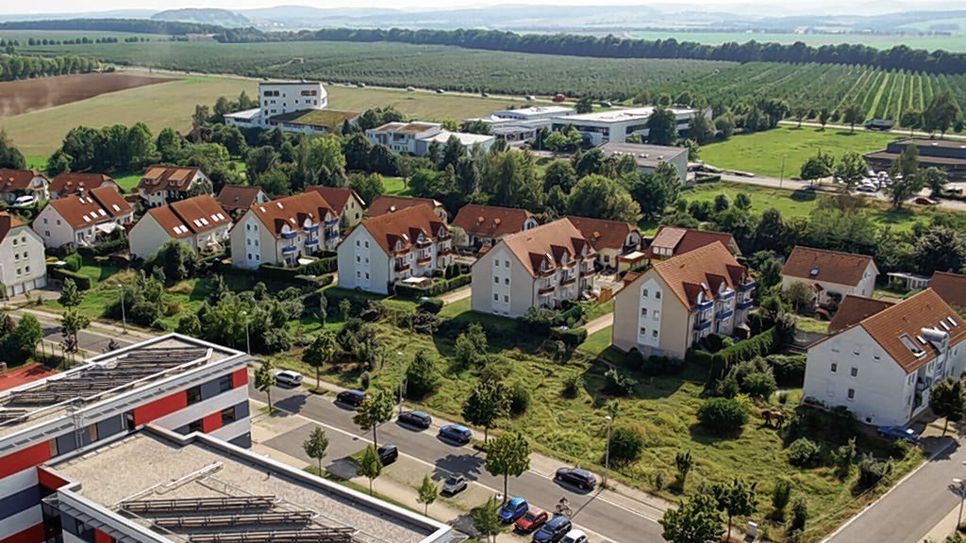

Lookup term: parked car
[561,529,588,543]
[438,424,472,445]
[378,443,398,465]
[599,101,612,108]
[274,370,303,387]
[515,507,550,534]
[857,183,878,193]
[441,474,468,495]
[435,88,445,94]
[877,425,921,444]
[336,389,366,408]
[554,467,597,491]
[499,497,529,523]
[532,515,572,543]
[398,410,433,429]
[525,95,536,101]
[12,195,35,207]
[914,197,939,205]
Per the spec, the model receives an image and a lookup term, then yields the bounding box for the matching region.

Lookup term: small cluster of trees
[0,312,43,365]
[0,52,97,81]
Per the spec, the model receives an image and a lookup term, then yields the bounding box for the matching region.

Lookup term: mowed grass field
[701,126,901,178]
[0,72,531,155]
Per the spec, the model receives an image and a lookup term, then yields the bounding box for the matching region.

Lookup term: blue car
[532,515,572,543]
[438,424,472,445]
[877,425,921,444]
[499,497,529,523]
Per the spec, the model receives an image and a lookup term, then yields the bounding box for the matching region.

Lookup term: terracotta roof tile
[0,169,45,193]
[649,242,749,309]
[0,211,25,242]
[782,246,877,287]
[250,192,336,239]
[497,218,594,276]
[368,195,441,217]
[137,165,202,194]
[43,187,132,230]
[360,205,448,255]
[145,195,231,238]
[565,215,639,252]
[216,185,265,212]
[828,295,895,334]
[648,226,737,258]
[931,271,966,308]
[49,173,116,197]
[452,204,534,239]
[306,186,366,213]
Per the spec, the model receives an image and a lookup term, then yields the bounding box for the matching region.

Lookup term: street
[252,383,668,543]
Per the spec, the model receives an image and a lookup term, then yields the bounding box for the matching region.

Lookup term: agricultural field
[0,72,174,117]
[625,30,966,53]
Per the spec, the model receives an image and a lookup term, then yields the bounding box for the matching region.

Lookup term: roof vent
[809,267,820,277]
[276,202,284,209]
[899,334,926,357]
[494,218,501,225]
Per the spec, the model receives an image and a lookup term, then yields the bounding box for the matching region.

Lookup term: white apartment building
[0,212,46,297]
[128,195,233,260]
[451,204,538,250]
[224,80,328,129]
[566,215,644,272]
[471,218,597,318]
[366,122,495,156]
[803,289,966,426]
[137,165,211,208]
[781,246,879,307]
[230,191,340,269]
[337,205,454,295]
[550,106,709,146]
[612,243,756,359]
[32,186,134,248]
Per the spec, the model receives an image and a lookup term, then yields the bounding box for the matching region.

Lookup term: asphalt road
[826,439,963,543]
[252,384,667,543]
[10,310,138,356]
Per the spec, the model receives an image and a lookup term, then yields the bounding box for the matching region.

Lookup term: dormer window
[899,334,926,357]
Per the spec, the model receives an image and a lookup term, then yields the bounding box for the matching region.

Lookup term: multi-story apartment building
[0,334,252,543]
[48,172,119,200]
[32,187,134,249]
[306,185,368,228]
[803,289,966,426]
[137,165,211,208]
[0,169,48,203]
[337,205,454,295]
[781,246,878,307]
[470,218,597,318]
[612,242,756,359]
[0,212,47,297]
[128,195,233,260]
[646,226,739,262]
[230,191,340,269]
[451,204,538,251]
[214,184,269,218]
[368,195,448,222]
[565,215,644,272]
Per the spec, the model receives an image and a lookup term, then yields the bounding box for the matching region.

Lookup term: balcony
[736,299,754,310]
[416,238,433,248]
[416,256,433,266]
[280,230,297,240]
[697,299,713,310]
[304,238,320,247]
[694,319,712,331]
[538,284,555,295]
[395,261,411,272]
[560,276,576,286]
[282,245,297,255]
[325,217,339,226]
[738,280,756,292]
[304,223,320,233]
[719,290,735,301]
[325,229,340,240]
[717,309,734,320]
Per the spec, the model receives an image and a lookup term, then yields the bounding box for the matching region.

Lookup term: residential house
[216,184,269,218]
[366,121,495,156]
[48,172,119,199]
[33,186,134,248]
[566,215,645,272]
[137,165,211,208]
[612,243,756,359]
[368,195,448,222]
[306,185,367,228]
[802,289,966,426]
[0,212,47,297]
[337,205,454,295]
[647,226,739,261]
[451,204,538,251]
[828,295,896,334]
[781,246,879,307]
[930,271,966,309]
[128,195,233,260]
[0,168,48,203]
[599,142,689,184]
[230,191,340,269]
[470,218,597,318]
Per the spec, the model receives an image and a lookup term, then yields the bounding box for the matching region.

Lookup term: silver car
[275,370,303,387]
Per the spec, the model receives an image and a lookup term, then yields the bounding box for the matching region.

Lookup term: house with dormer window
[32,186,134,248]
[470,218,597,317]
[128,195,232,259]
[337,205,453,294]
[781,246,878,308]
[803,289,966,426]
[612,242,756,359]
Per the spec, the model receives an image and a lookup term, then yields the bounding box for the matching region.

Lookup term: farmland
[625,30,966,53]
[0,72,174,117]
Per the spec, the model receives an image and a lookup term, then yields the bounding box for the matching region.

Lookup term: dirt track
[0,72,176,117]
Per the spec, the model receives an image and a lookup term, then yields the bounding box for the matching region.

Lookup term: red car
[514,506,549,534]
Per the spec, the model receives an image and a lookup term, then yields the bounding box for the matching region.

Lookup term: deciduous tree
[930,378,965,436]
[712,478,757,541]
[358,445,382,495]
[353,388,395,449]
[255,360,277,413]
[462,380,510,444]
[302,426,329,473]
[303,331,336,389]
[417,474,439,515]
[660,493,722,543]
[485,432,531,501]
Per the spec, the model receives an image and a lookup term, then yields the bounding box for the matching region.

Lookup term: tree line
[0,18,221,35]
[0,52,97,81]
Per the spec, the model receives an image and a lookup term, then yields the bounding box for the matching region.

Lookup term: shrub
[685,348,714,367]
[742,369,777,400]
[417,298,444,314]
[394,274,471,298]
[49,267,92,291]
[405,351,439,399]
[603,367,637,396]
[767,354,807,387]
[713,327,780,367]
[562,373,581,398]
[787,437,821,468]
[790,497,809,532]
[856,454,893,490]
[508,382,531,416]
[550,326,587,348]
[654,470,667,491]
[608,425,646,464]
[697,397,748,434]
[772,479,792,517]
[63,253,82,272]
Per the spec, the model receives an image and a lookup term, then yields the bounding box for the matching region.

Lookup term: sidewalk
[439,286,471,305]
[920,504,961,543]
[584,314,614,336]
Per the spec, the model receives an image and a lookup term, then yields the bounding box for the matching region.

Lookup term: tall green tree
[632,162,680,222]
[472,498,503,543]
[353,388,395,449]
[303,331,337,389]
[462,380,510,444]
[888,144,923,210]
[659,493,722,543]
[929,378,965,436]
[712,478,758,541]
[689,113,716,144]
[568,174,641,223]
[575,96,593,114]
[646,107,677,145]
[61,309,90,354]
[914,226,966,276]
[358,444,383,495]
[921,166,948,197]
[842,103,863,133]
[542,160,578,193]
[417,474,439,515]
[0,130,26,169]
[800,150,834,184]
[485,432,531,501]
[900,109,922,136]
[302,426,330,473]
[58,278,83,308]
[835,151,868,192]
[255,360,277,413]
[923,92,961,137]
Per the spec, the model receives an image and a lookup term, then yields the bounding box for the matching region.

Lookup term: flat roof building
[865,138,966,182]
[550,106,708,147]
[599,142,689,184]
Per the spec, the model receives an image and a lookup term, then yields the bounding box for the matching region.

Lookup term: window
[504,260,510,267]
[642,289,648,298]
[364,241,369,248]
[652,330,659,338]
[852,349,860,356]
[850,367,858,377]
[218,375,233,393]
[655,291,661,299]
[25,266,29,273]
[640,308,648,317]
[357,256,361,263]
[653,310,660,320]
[639,326,646,335]
[847,388,855,400]
[494,294,499,301]
[221,406,237,425]
[494,276,499,283]
[503,295,509,302]
[186,386,202,405]
[188,420,203,433]
[830,363,837,373]
[504,278,509,285]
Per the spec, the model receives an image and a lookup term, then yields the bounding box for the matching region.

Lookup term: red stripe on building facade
[94,528,114,543]
[202,412,223,433]
[0,441,51,479]
[36,466,69,491]
[0,524,44,543]
[132,390,188,426]
[231,367,248,388]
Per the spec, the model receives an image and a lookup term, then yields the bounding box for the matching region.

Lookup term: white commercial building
[224,81,327,129]
[0,212,47,297]
[366,122,495,156]
[550,106,708,146]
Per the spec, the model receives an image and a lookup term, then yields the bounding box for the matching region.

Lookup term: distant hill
[151,8,250,28]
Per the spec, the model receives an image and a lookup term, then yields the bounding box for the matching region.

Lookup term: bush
[696,397,748,434]
[405,352,439,399]
[550,326,587,348]
[772,479,792,516]
[713,327,780,367]
[77,237,127,257]
[63,253,82,272]
[608,425,646,464]
[562,373,581,398]
[417,298,444,314]
[508,382,531,416]
[394,274,471,299]
[787,437,821,467]
[742,369,777,399]
[790,497,809,532]
[603,367,637,396]
[766,354,807,387]
[856,453,893,490]
[49,267,92,291]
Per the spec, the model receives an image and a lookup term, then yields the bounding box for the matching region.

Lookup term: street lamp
[118,286,127,333]
[603,415,613,488]
[954,478,966,530]
[398,377,408,416]
[240,311,250,355]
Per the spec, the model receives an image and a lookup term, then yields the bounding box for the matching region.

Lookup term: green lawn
[701,126,900,179]
[382,176,411,196]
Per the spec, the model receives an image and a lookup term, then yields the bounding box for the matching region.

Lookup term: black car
[336,389,366,408]
[378,443,398,465]
[398,410,433,429]
[532,515,572,543]
[554,467,597,491]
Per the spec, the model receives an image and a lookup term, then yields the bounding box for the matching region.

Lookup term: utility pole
[603,415,613,488]
[119,287,127,333]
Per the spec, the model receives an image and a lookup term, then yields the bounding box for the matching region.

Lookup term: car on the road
[441,474,468,495]
[435,88,445,94]
[499,496,529,523]
[438,424,472,445]
[877,425,921,444]
[554,467,597,491]
[398,410,433,429]
[377,443,398,465]
[274,370,303,387]
[532,515,572,543]
[914,196,939,206]
[336,389,366,408]
[12,195,36,207]
[856,183,878,193]
[515,507,549,534]
[561,529,588,543]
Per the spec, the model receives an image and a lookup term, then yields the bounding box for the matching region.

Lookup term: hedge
[550,326,587,348]
[688,327,781,380]
[48,267,92,290]
[78,238,127,257]
[394,273,471,299]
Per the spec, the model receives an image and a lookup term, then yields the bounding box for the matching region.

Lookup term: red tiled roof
[49,172,116,197]
[43,187,132,229]
[497,218,594,276]
[360,204,448,255]
[368,195,441,217]
[828,295,895,334]
[782,246,877,287]
[216,185,265,212]
[931,271,966,308]
[0,211,25,242]
[306,185,366,213]
[650,242,749,309]
[0,169,45,193]
[137,165,203,194]
[564,215,639,252]
[452,204,534,239]
[250,192,336,239]
[144,195,231,239]
[648,226,737,258]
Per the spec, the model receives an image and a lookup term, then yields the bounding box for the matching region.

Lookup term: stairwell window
[850,367,858,377]
[831,363,837,373]
[847,388,855,400]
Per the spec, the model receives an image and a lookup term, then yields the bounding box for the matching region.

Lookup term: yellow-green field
[0,71,529,155]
